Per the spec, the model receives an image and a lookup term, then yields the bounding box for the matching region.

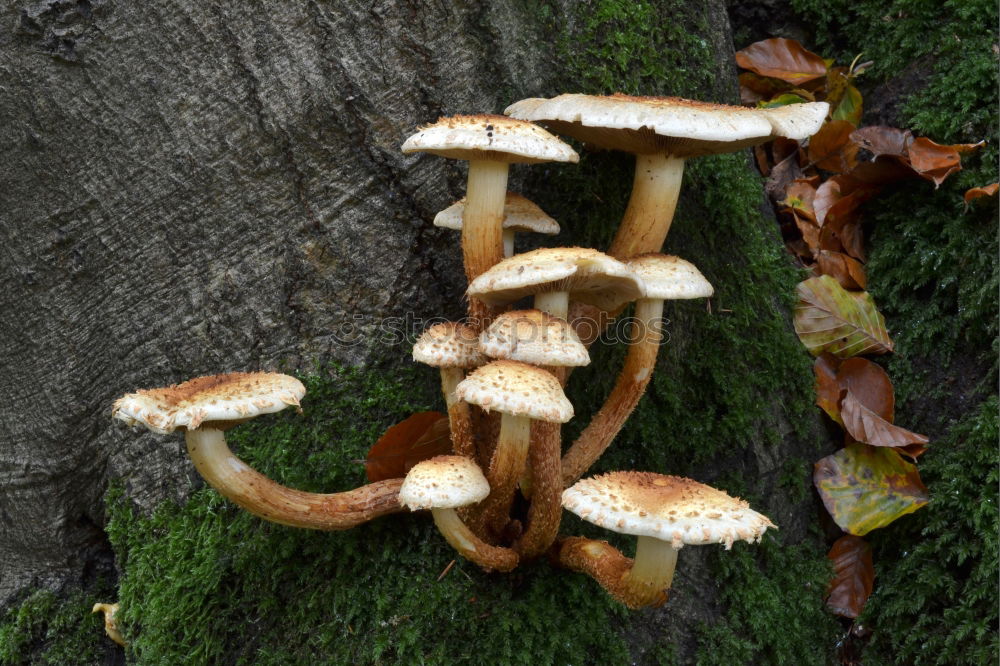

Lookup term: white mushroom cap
[480,310,590,367]
[413,322,488,368]
[401,114,579,165]
[466,247,644,313]
[434,192,560,235]
[627,254,714,300]
[562,471,776,549]
[398,455,491,510]
[112,372,305,435]
[455,360,573,423]
[506,93,828,157]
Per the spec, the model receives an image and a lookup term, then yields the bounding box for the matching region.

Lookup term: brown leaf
[735,38,828,85]
[850,126,913,158]
[841,390,929,450]
[907,137,968,188]
[837,358,893,421]
[765,152,804,202]
[816,250,867,289]
[809,120,860,172]
[839,221,866,262]
[848,157,915,185]
[794,276,893,357]
[793,212,821,254]
[964,183,999,204]
[365,411,451,482]
[781,180,817,221]
[826,535,875,618]
[754,144,771,176]
[739,72,788,104]
[814,353,843,424]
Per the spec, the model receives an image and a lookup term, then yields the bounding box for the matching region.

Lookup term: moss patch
[0,588,116,666]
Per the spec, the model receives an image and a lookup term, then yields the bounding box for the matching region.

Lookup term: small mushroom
[92,602,125,647]
[559,471,775,608]
[399,455,518,572]
[561,254,714,486]
[506,94,828,260]
[112,373,405,530]
[434,191,560,257]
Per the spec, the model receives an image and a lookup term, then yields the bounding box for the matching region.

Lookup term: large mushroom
[401,115,578,328]
[399,455,518,572]
[455,360,573,536]
[112,372,405,530]
[506,94,828,260]
[559,471,775,608]
[561,254,714,486]
[434,191,560,257]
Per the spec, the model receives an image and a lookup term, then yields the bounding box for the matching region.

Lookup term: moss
[0,588,115,666]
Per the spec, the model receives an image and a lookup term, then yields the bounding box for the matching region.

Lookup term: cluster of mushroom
[112,93,826,610]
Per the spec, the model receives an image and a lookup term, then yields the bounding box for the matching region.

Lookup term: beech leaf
[814,353,843,424]
[826,535,875,618]
[850,126,913,159]
[814,442,929,535]
[808,120,860,173]
[816,250,867,289]
[837,358,894,420]
[964,182,999,204]
[735,38,828,85]
[841,390,929,452]
[365,411,451,482]
[831,85,863,126]
[794,275,893,357]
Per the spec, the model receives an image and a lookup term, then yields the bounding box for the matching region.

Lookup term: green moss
[0,588,114,666]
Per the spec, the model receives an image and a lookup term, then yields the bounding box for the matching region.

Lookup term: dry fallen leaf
[794,275,893,358]
[826,535,875,618]
[365,411,452,482]
[816,250,867,289]
[841,390,929,453]
[964,183,999,205]
[735,38,828,85]
[808,120,861,173]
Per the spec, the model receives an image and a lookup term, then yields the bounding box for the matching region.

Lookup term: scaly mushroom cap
[562,471,776,549]
[466,247,644,312]
[455,360,573,423]
[480,310,589,367]
[413,322,488,368]
[434,192,560,235]
[112,372,305,434]
[399,455,491,510]
[627,254,714,300]
[506,93,828,157]
[401,114,579,165]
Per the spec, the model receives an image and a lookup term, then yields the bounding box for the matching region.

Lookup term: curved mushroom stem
[608,153,685,260]
[185,428,405,530]
[479,412,531,535]
[464,159,510,330]
[431,507,519,572]
[555,536,671,609]
[513,419,562,559]
[440,367,475,458]
[92,602,126,647]
[561,298,665,487]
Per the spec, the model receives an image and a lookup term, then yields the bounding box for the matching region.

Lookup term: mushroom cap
[627,254,714,300]
[413,322,488,368]
[455,360,573,423]
[112,372,305,435]
[562,471,776,549]
[480,309,590,367]
[401,114,579,165]
[398,455,491,510]
[506,93,828,157]
[466,247,644,312]
[434,191,560,235]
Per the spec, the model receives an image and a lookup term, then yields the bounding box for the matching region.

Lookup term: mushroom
[401,115,578,328]
[413,322,488,458]
[455,360,573,536]
[399,455,518,572]
[479,310,589,557]
[559,471,775,608]
[434,191,560,257]
[561,254,714,487]
[466,246,644,322]
[112,372,406,530]
[506,94,828,260]
[92,602,125,647]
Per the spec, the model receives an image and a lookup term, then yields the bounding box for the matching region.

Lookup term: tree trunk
[0,1,836,662]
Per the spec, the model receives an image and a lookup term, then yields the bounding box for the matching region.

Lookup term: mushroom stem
[185,428,405,530]
[608,153,685,260]
[464,159,510,329]
[440,367,475,458]
[534,291,570,321]
[513,419,562,559]
[622,535,679,607]
[561,298,665,486]
[502,228,516,257]
[480,412,531,534]
[431,507,519,572]
[555,536,671,609]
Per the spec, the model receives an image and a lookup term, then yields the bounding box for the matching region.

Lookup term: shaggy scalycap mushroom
[113,373,406,530]
[480,309,590,367]
[560,471,775,608]
[434,191,560,257]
